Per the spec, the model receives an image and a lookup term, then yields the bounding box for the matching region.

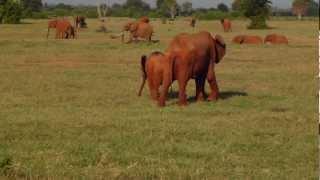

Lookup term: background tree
[0,0,23,24]
[240,0,272,29]
[292,0,311,20]
[306,0,319,16]
[217,3,229,12]
[181,1,192,16]
[232,0,241,11]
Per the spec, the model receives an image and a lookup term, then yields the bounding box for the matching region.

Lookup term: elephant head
[124,22,138,32]
[47,19,58,39]
[214,34,226,64]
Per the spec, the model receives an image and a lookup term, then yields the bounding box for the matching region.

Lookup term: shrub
[0,0,23,24]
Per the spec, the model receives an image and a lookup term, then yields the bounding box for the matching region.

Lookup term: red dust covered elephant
[123,18,153,43]
[47,19,76,39]
[138,31,226,107]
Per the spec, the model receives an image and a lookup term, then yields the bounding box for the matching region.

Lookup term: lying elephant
[232,35,263,44]
[264,34,288,45]
[220,18,232,32]
[139,31,226,107]
[123,20,153,43]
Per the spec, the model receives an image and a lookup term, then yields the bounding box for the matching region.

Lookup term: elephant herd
[45,16,288,107]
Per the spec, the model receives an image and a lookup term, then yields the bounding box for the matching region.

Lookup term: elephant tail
[138,55,147,96]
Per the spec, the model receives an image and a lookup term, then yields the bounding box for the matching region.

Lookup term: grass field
[0,18,317,179]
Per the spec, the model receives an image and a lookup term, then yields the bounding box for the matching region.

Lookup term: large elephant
[123,20,153,43]
[139,31,226,107]
[220,18,232,32]
[47,19,74,39]
[264,34,288,45]
[232,35,263,44]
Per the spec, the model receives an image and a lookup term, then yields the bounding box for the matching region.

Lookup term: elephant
[264,34,288,45]
[138,51,166,99]
[139,31,226,107]
[220,19,232,32]
[190,18,196,28]
[123,20,153,43]
[232,35,263,44]
[47,19,74,39]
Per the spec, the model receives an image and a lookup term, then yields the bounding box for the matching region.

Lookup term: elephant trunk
[138,55,147,96]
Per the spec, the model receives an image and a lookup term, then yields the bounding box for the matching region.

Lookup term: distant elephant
[190,17,196,28]
[264,34,288,45]
[220,18,232,32]
[123,20,153,43]
[138,51,166,99]
[232,35,263,44]
[139,31,226,107]
[47,19,73,39]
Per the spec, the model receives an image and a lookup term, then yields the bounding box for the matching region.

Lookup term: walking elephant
[138,51,166,99]
[220,18,232,32]
[139,31,226,107]
[123,19,153,43]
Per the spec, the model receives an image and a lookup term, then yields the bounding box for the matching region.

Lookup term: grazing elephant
[140,31,226,107]
[123,20,153,43]
[220,19,232,32]
[138,51,166,99]
[264,34,288,45]
[47,19,73,39]
[232,35,263,44]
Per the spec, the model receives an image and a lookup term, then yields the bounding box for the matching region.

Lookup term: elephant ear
[214,34,226,64]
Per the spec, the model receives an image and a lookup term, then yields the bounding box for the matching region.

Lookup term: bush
[0,0,23,24]
[247,15,269,29]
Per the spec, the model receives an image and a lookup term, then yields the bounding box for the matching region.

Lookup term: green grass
[0,18,317,179]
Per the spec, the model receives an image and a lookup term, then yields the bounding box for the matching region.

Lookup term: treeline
[0,0,318,24]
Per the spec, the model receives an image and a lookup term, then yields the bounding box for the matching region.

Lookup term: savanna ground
[0,18,318,179]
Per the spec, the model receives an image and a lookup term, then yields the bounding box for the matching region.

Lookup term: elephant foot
[208,95,218,101]
[196,95,205,102]
[178,100,188,106]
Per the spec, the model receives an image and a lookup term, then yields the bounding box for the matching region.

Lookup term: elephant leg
[55,30,59,39]
[207,68,219,101]
[177,78,188,106]
[195,77,206,102]
[148,75,161,101]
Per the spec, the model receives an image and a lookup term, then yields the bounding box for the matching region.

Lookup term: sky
[43,0,293,9]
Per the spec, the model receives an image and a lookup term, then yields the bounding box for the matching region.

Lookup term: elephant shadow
[167,90,248,103]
